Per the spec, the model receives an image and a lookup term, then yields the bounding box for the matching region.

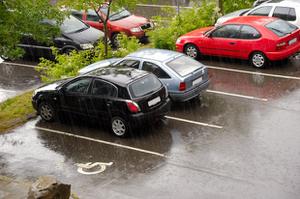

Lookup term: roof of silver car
[127,48,183,62]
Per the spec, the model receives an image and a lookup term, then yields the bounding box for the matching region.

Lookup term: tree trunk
[217,0,223,14]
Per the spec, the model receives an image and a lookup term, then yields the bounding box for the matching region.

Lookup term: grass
[0,91,36,133]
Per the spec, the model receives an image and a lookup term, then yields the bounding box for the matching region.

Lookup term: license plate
[148,96,161,107]
[193,77,203,86]
[289,38,297,45]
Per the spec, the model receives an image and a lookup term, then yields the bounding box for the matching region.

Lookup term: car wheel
[184,44,200,59]
[63,48,77,55]
[250,52,268,68]
[39,102,56,122]
[111,33,120,48]
[111,116,129,137]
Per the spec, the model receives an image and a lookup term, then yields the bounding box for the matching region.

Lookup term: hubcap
[112,119,126,136]
[40,104,53,121]
[186,46,198,59]
[252,54,265,68]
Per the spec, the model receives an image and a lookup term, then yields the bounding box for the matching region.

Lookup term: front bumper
[128,98,171,127]
[170,80,210,102]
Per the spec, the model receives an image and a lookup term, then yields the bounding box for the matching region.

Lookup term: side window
[248,6,272,16]
[91,80,117,97]
[142,62,170,79]
[211,25,241,39]
[86,10,100,22]
[240,25,261,39]
[117,60,140,69]
[65,78,92,94]
[273,7,296,21]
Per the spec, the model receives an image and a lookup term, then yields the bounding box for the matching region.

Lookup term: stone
[27,176,71,199]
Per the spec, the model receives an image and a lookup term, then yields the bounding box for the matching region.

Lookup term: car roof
[256,0,300,7]
[85,67,149,86]
[224,16,277,26]
[126,48,183,62]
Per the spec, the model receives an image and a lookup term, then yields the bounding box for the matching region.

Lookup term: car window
[91,80,117,97]
[142,62,170,79]
[86,9,101,22]
[71,11,83,19]
[166,56,203,77]
[65,78,92,94]
[273,7,296,21]
[60,15,89,34]
[248,6,272,16]
[265,19,298,37]
[211,25,241,38]
[117,60,140,69]
[240,25,261,39]
[129,74,162,98]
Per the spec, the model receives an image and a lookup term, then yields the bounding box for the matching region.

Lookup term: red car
[72,8,153,46]
[176,16,300,68]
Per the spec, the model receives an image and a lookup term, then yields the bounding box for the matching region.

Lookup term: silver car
[80,49,210,102]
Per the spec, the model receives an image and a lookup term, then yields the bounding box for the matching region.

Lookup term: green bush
[149,1,218,50]
[223,0,255,14]
[36,34,141,82]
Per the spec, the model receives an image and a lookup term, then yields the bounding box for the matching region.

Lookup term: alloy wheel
[112,118,126,136]
[252,53,265,68]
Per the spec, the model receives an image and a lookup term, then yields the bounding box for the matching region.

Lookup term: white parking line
[165,116,223,129]
[34,126,166,158]
[0,89,17,93]
[2,62,36,68]
[207,65,300,80]
[206,90,268,102]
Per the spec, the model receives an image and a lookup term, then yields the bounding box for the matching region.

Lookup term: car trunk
[182,67,208,91]
[276,29,300,51]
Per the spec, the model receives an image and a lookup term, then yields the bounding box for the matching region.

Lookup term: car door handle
[229,42,236,45]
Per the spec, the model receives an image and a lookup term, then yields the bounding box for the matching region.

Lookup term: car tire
[111,33,120,48]
[63,48,77,55]
[184,44,200,60]
[250,51,268,68]
[111,116,130,137]
[38,102,56,122]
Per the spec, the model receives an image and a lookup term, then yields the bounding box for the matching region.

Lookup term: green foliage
[149,1,218,50]
[0,0,65,59]
[223,0,255,14]
[37,34,141,83]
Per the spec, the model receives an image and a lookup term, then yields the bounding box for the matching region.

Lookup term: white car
[0,57,4,64]
[216,0,300,27]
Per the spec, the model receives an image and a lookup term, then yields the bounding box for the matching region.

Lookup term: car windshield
[100,7,131,21]
[265,19,298,37]
[129,74,162,98]
[60,15,89,34]
[166,55,203,77]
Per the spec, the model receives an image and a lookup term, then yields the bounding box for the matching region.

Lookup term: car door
[86,79,118,120]
[60,77,92,115]
[238,25,262,59]
[204,24,242,57]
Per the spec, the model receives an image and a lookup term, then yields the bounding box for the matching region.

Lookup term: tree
[59,0,154,58]
[0,0,64,59]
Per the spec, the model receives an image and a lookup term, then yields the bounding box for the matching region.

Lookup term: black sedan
[20,15,104,59]
[32,67,171,137]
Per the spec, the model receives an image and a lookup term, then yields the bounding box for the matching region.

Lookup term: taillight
[126,100,140,113]
[179,82,186,91]
[276,42,287,51]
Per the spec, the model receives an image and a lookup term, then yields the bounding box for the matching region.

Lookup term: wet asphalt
[1,57,300,198]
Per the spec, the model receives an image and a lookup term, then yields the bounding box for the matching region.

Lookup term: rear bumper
[176,43,184,53]
[128,98,171,127]
[170,80,210,102]
[266,43,300,61]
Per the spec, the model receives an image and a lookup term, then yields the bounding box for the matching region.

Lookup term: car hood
[35,79,70,93]
[181,27,214,38]
[63,26,104,44]
[110,15,149,28]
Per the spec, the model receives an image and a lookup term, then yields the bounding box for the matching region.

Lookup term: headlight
[176,38,182,44]
[130,27,142,33]
[80,43,94,50]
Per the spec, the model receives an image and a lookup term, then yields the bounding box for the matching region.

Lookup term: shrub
[36,34,141,82]
[149,1,218,50]
[223,0,255,14]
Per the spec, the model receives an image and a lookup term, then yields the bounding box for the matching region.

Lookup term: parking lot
[1,57,300,198]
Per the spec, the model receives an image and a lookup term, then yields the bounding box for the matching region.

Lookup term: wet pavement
[1,57,300,198]
[0,62,40,102]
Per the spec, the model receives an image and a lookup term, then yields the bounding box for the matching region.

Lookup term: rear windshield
[265,19,298,37]
[129,74,162,98]
[166,55,203,77]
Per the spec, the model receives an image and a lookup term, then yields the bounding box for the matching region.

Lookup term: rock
[27,176,71,199]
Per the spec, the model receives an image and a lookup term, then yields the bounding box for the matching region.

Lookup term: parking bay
[1,59,300,198]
